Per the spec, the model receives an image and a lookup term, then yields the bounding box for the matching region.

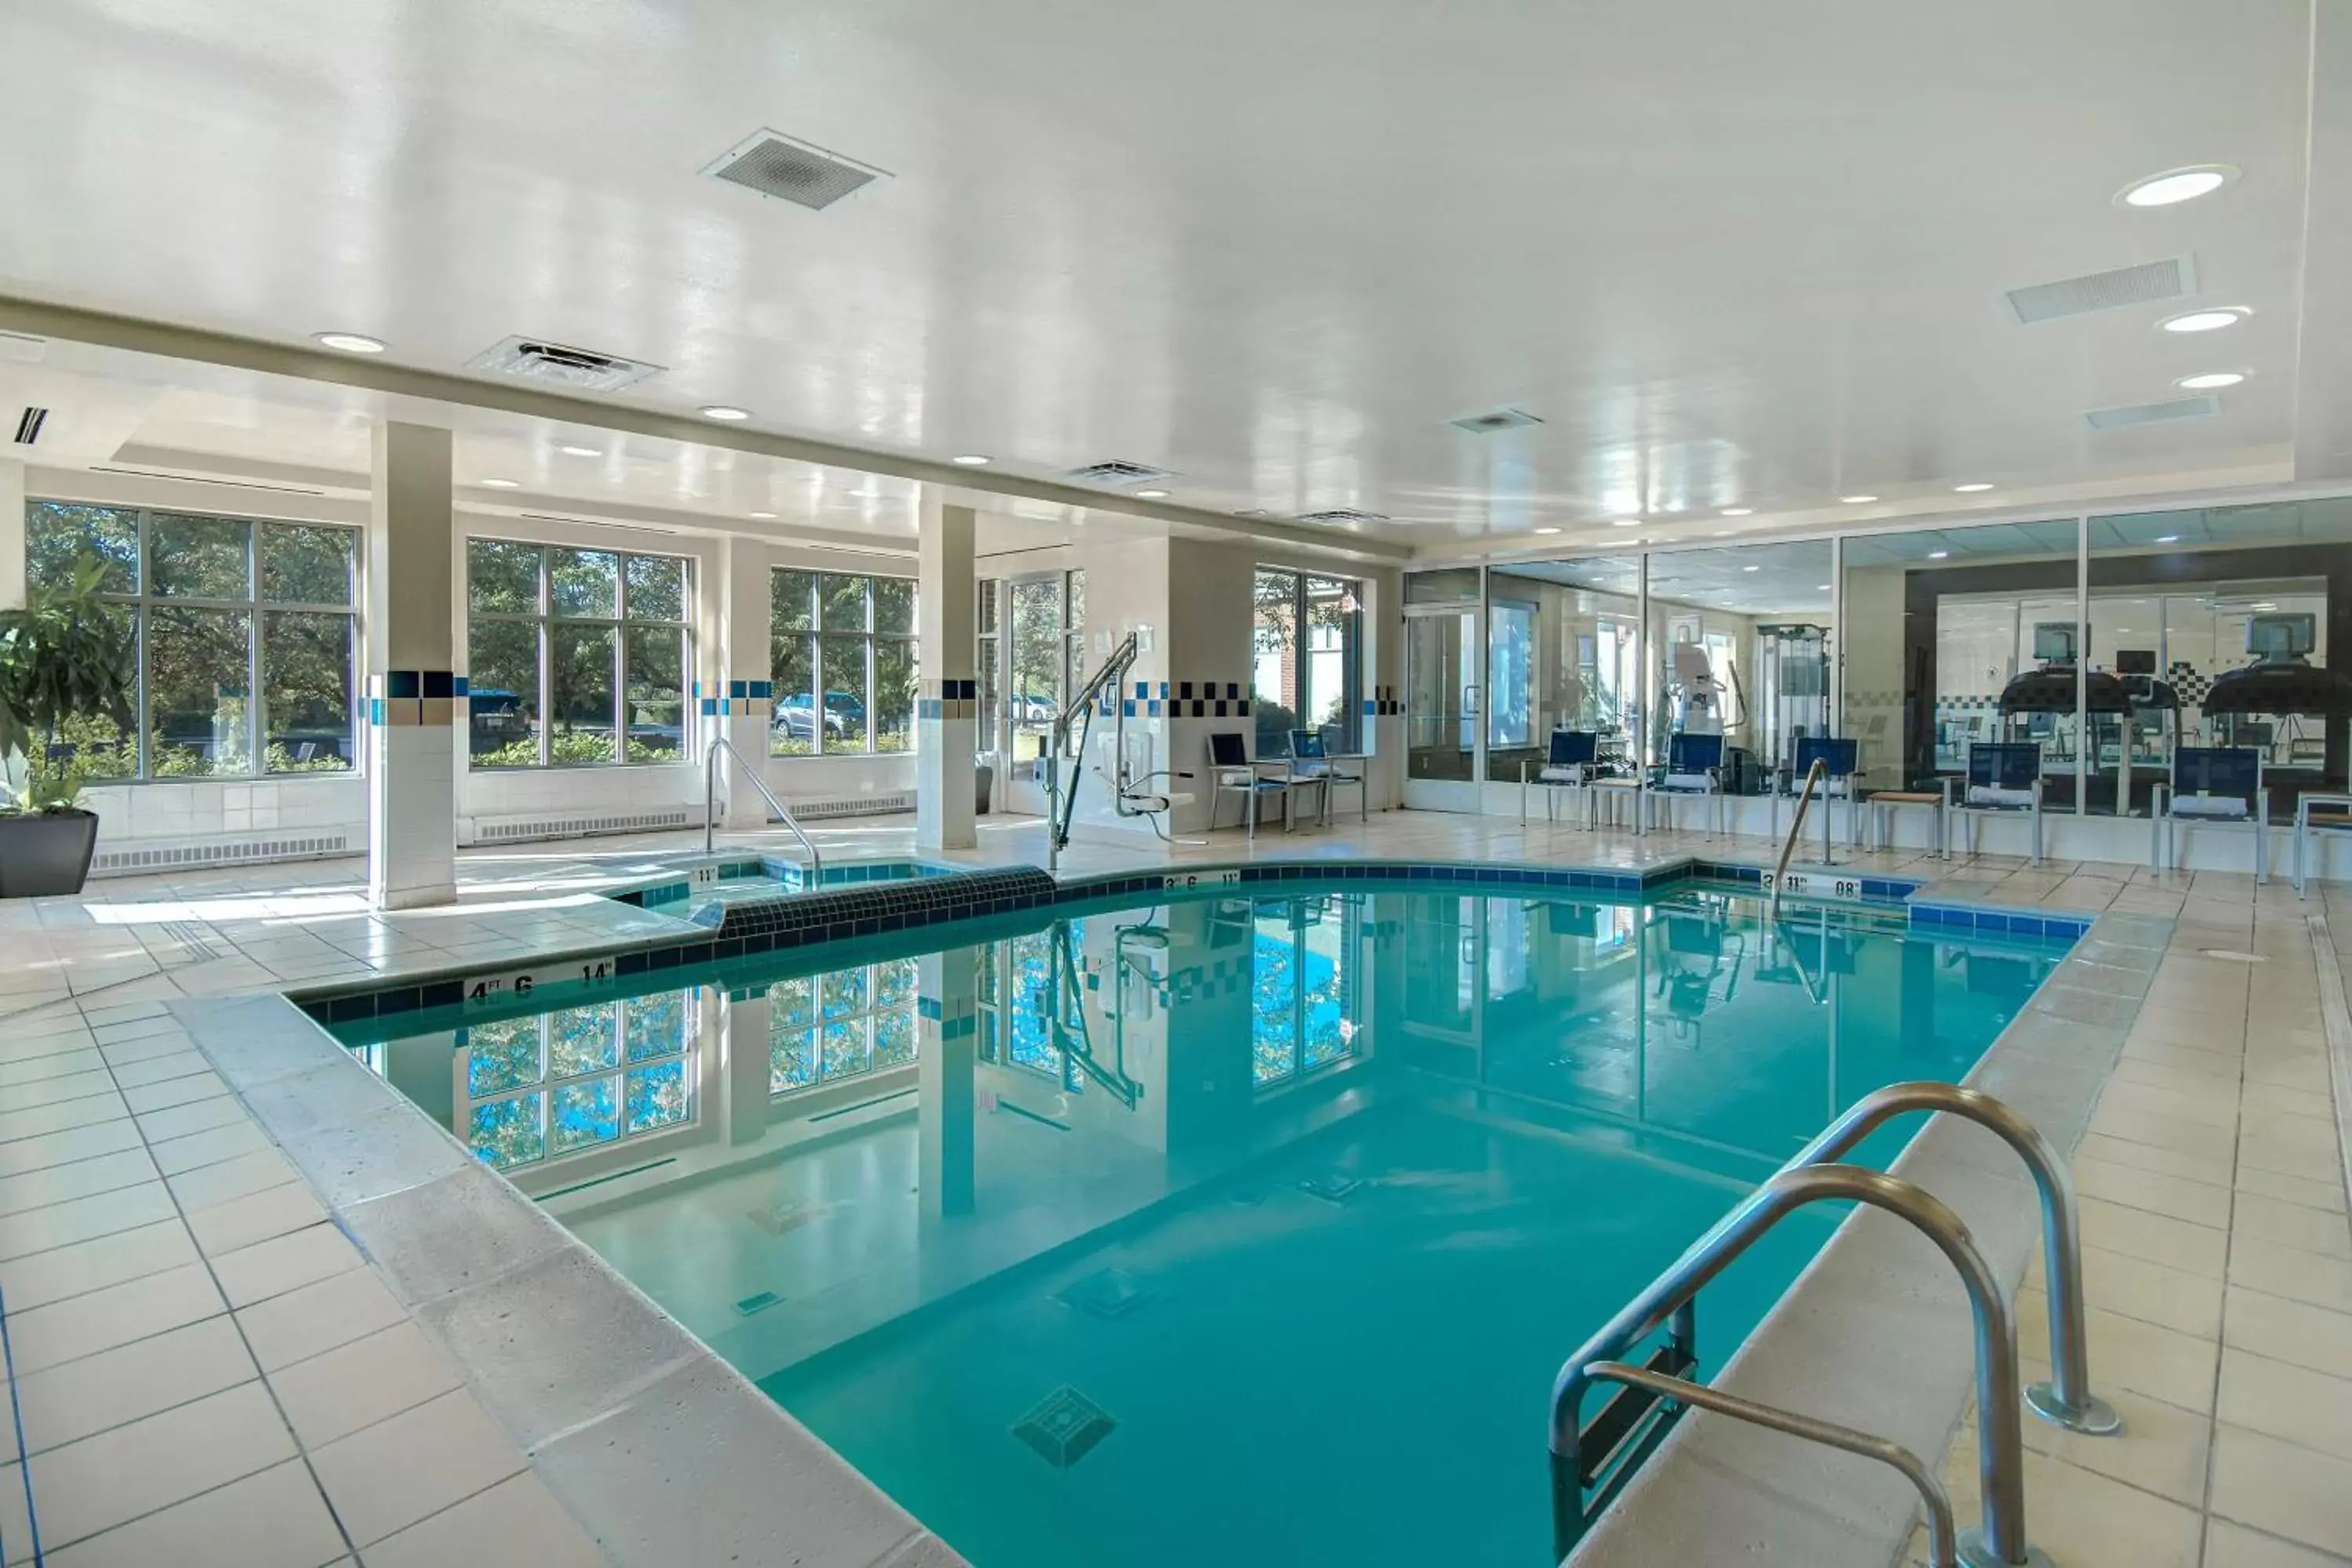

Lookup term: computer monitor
[1289,730,1327,760]
[2247,612,2317,659]
[1208,732,1248,767]
[2115,648,2156,675]
[2032,622,2078,662]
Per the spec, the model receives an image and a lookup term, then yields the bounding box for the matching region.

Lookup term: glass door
[1404,568,1483,809]
[1002,573,1066,816]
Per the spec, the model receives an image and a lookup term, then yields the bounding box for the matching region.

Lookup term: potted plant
[0,556,136,897]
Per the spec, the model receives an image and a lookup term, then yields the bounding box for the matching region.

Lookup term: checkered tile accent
[1097,677,1252,720]
[695,680,774,719]
[1362,685,1401,717]
[920,678,979,721]
[368,670,466,727]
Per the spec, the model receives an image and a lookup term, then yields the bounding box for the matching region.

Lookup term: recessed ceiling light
[2158,307,2249,334]
[1534,526,1562,535]
[1612,517,1642,528]
[1954,482,1994,493]
[2118,165,2238,208]
[314,332,386,354]
[951,454,992,466]
[1841,494,1878,504]
[1742,564,1760,572]
[1233,508,1267,518]
[750,510,779,521]
[699,405,753,421]
[559,444,601,458]
[2176,371,2246,390]
[1135,488,1170,499]
[1928,550,1951,560]
[478,477,519,489]
[2156,533,2180,543]
[1720,507,1753,517]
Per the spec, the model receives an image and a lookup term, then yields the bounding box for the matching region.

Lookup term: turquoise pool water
[332,877,2068,1568]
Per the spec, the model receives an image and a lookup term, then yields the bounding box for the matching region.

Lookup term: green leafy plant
[0,556,136,815]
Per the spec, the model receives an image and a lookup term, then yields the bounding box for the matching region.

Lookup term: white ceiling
[0,0,2336,555]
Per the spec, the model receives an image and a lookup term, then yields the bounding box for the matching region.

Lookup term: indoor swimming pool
[325,874,2074,1568]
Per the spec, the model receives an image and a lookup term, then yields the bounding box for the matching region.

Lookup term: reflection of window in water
[461,991,695,1171]
[1486,898,1529,1000]
[770,958,919,1094]
[973,924,1090,1091]
[1252,897,1363,1087]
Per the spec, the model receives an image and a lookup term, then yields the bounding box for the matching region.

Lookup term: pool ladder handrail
[1551,1082,2118,1568]
[703,736,823,884]
[1766,757,1830,917]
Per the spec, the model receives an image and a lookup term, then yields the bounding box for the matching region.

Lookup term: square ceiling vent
[2083,394,2222,430]
[466,336,664,394]
[1066,460,1175,485]
[704,129,887,212]
[1298,509,1389,527]
[2004,256,2196,324]
[1450,407,1543,434]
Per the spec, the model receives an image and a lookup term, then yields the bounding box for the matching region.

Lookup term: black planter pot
[0,809,100,898]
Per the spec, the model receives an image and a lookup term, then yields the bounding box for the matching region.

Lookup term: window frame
[456,991,698,1173]
[767,956,920,1095]
[1252,566,1366,757]
[24,500,361,782]
[466,538,695,771]
[769,568,919,758]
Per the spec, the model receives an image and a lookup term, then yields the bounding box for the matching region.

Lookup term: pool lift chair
[2154,747,2270,884]
[1044,633,1193,873]
[1549,1081,2122,1568]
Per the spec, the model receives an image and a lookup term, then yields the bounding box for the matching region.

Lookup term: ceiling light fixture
[479,477,519,489]
[1721,507,1754,517]
[1534,526,1562,535]
[1135,488,1170,499]
[2158,307,2249,334]
[2118,165,2238,208]
[1954,482,1994,493]
[699,405,753,421]
[1233,508,1266,518]
[2157,533,2180,543]
[559,444,601,458]
[951,454,992,466]
[1612,517,1642,528]
[2176,371,2246,390]
[1841,494,1879,504]
[314,332,386,354]
[1742,564,1760,572]
[1929,550,1951,560]
[1816,584,1831,591]
[750,510,779,520]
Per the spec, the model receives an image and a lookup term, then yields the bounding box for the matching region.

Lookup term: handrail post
[1767,759,1829,917]
[1548,1163,2046,1568]
[1790,1081,2120,1438]
[703,737,823,886]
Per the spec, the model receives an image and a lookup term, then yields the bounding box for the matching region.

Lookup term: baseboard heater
[786,792,914,820]
[468,808,702,845]
[90,833,356,877]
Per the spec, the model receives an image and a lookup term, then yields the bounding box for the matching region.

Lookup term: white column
[0,458,24,611]
[714,536,772,830]
[365,421,457,909]
[917,495,977,851]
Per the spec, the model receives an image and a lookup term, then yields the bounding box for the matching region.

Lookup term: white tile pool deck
[0,808,2339,1566]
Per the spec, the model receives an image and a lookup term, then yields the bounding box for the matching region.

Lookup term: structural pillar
[917,495,977,851]
[0,458,24,612]
[710,536,774,830]
[365,421,457,909]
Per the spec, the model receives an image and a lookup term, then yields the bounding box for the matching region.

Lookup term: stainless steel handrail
[1766,758,1829,916]
[1788,1081,2120,1436]
[1548,1163,2042,1568]
[1584,1360,1962,1568]
[703,736,823,884]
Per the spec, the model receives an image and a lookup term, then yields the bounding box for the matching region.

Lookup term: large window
[768,956,918,1092]
[24,501,358,779]
[466,540,691,768]
[771,569,916,757]
[459,991,695,1171]
[1251,568,1363,757]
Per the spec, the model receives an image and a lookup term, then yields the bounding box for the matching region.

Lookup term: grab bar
[1766,758,1829,916]
[704,736,823,884]
[1583,1361,1962,1568]
[1788,1081,2120,1436]
[1548,1163,2042,1568]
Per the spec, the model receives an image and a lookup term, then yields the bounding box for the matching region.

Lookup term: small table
[1868,786,1951,858]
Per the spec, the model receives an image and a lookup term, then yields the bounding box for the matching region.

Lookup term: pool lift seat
[1045,633,1193,871]
[1549,1082,2120,1568]
[2153,746,2269,884]
[1956,741,2044,866]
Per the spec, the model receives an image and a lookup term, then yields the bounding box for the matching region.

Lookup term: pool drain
[1013,1385,1117,1468]
[1057,1267,1152,1319]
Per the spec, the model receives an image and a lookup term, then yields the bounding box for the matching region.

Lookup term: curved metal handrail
[703,737,823,884]
[1767,758,1830,916]
[1548,1163,2038,1568]
[1788,1080,2120,1436]
[1584,1360,1962,1568]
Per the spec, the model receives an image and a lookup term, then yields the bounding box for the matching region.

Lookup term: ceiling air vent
[1450,407,1543,434]
[1298,509,1390,527]
[465,336,664,394]
[2083,394,2223,431]
[2003,256,2196,324]
[704,129,887,212]
[12,407,47,446]
[1066,460,1175,485]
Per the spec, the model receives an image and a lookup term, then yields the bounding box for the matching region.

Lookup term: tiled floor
[0,808,2342,1564]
